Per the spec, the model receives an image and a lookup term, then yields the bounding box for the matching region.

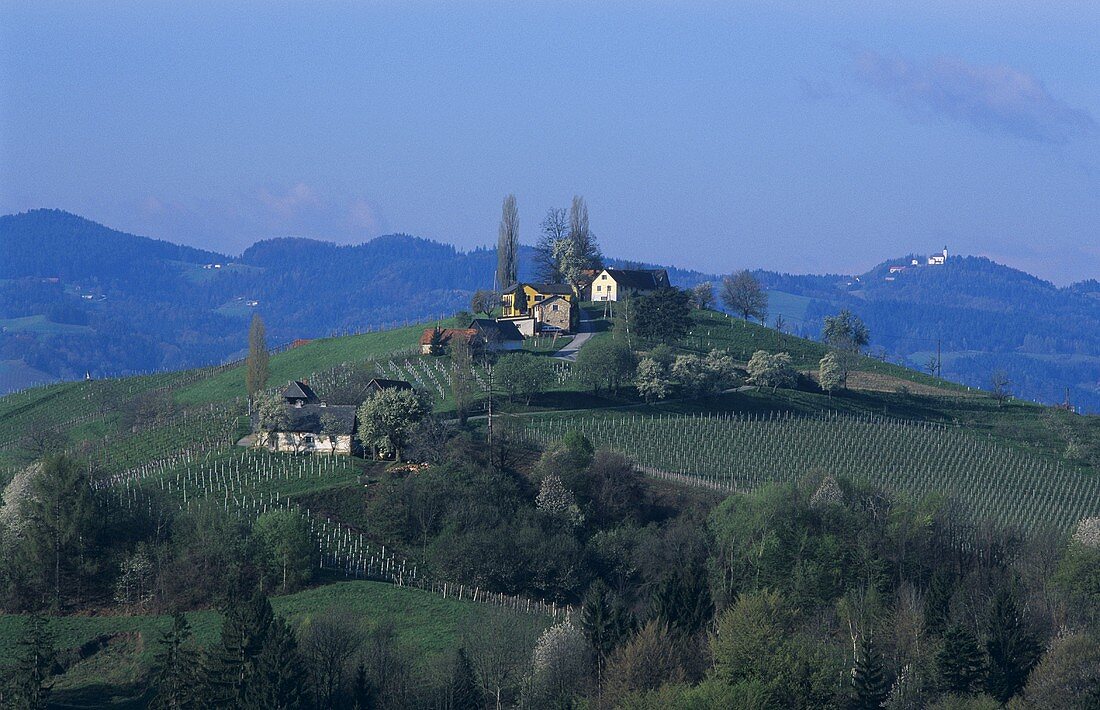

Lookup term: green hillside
[0,581,549,708]
[2,305,1100,706]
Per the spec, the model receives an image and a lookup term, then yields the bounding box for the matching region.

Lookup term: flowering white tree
[525,620,592,706]
[536,475,583,526]
[0,462,42,541]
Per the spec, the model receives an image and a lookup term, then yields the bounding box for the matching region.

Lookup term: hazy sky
[2,1,1098,283]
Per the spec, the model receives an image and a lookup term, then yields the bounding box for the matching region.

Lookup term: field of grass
[0,314,95,335]
[681,309,972,394]
[173,318,459,406]
[764,289,814,325]
[0,580,550,708]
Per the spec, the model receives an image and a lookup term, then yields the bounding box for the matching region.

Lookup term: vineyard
[100,448,568,618]
[514,411,1100,533]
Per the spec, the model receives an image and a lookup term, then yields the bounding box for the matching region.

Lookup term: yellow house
[587,268,670,301]
[500,283,575,318]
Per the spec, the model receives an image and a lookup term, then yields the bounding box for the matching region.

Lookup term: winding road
[551,316,596,361]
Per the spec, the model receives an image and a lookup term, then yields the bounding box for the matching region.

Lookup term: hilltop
[3,208,1099,413]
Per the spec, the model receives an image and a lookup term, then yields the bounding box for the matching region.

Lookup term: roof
[603,269,669,291]
[285,404,357,435]
[536,295,570,308]
[366,378,412,391]
[502,282,573,296]
[282,380,319,402]
[419,327,478,346]
[529,283,574,295]
[471,318,525,341]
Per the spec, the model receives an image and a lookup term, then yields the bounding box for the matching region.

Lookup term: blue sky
[2,1,1098,283]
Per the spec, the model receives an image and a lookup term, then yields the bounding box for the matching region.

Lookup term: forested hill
[2,208,1099,411]
[758,257,1100,412]
[0,209,225,282]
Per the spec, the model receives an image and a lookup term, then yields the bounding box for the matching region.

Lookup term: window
[601,274,608,279]
[534,294,543,301]
[552,304,558,311]
[596,285,602,291]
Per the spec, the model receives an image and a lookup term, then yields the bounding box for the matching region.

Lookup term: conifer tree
[850,634,889,709]
[149,612,200,710]
[923,571,953,635]
[581,580,634,697]
[202,593,277,707]
[4,614,55,709]
[450,648,483,710]
[351,662,377,710]
[246,313,269,400]
[239,615,310,710]
[23,454,99,610]
[652,561,713,634]
[937,625,987,696]
[985,588,1041,703]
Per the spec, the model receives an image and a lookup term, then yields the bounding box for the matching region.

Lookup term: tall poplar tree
[496,194,519,290]
[246,314,269,400]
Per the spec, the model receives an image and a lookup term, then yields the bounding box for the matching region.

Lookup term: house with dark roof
[366,378,413,394]
[470,318,525,349]
[586,268,670,301]
[258,380,358,455]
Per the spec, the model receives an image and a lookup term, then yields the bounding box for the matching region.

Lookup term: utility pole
[486,364,494,466]
[936,338,942,378]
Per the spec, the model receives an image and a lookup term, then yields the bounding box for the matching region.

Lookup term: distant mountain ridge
[1,209,1098,411]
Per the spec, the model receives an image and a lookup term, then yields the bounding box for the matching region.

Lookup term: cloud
[347,198,381,233]
[130,185,387,254]
[851,50,1096,143]
[256,182,322,220]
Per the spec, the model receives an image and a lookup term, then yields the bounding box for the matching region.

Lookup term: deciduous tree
[823,309,869,352]
[471,289,497,319]
[494,353,555,405]
[991,370,1012,406]
[575,339,636,394]
[252,510,314,593]
[635,357,673,402]
[721,270,768,322]
[449,338,476,425]
[819,351,845,393]
[357,387,432,461]
[746,350,795,391]
[535,207,569,283]
[691,281,714,309]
